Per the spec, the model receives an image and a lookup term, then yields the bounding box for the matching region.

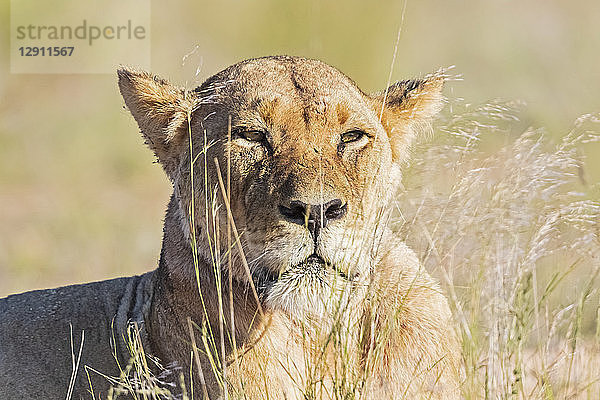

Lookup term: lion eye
[240,129,266,142]
[340,130,366,144]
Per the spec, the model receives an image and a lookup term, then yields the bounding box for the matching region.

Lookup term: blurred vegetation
[0,0,598,299]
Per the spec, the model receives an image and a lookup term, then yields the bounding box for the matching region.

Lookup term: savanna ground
[1,1,599,398]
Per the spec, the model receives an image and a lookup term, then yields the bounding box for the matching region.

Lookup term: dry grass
[398,100,600,399]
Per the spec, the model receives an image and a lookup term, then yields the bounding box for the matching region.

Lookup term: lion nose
[279,199,347,241]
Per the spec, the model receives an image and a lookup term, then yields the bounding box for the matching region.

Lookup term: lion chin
[259,254,358,320]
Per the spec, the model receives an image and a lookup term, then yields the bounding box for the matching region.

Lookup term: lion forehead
[201,56,366,107]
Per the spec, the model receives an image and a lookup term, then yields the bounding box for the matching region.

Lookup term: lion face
[118,56,444,318]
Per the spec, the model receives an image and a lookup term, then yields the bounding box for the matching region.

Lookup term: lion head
[118,56,444,319]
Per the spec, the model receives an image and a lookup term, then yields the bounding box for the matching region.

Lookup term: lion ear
[371,75,444,164]
[117,67,195,179]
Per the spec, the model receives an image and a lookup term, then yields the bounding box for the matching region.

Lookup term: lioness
[0,56,460,399]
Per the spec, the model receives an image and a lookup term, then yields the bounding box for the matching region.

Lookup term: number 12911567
[19,47,74,56]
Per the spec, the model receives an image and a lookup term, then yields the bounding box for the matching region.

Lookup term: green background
[0,0,598,295]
